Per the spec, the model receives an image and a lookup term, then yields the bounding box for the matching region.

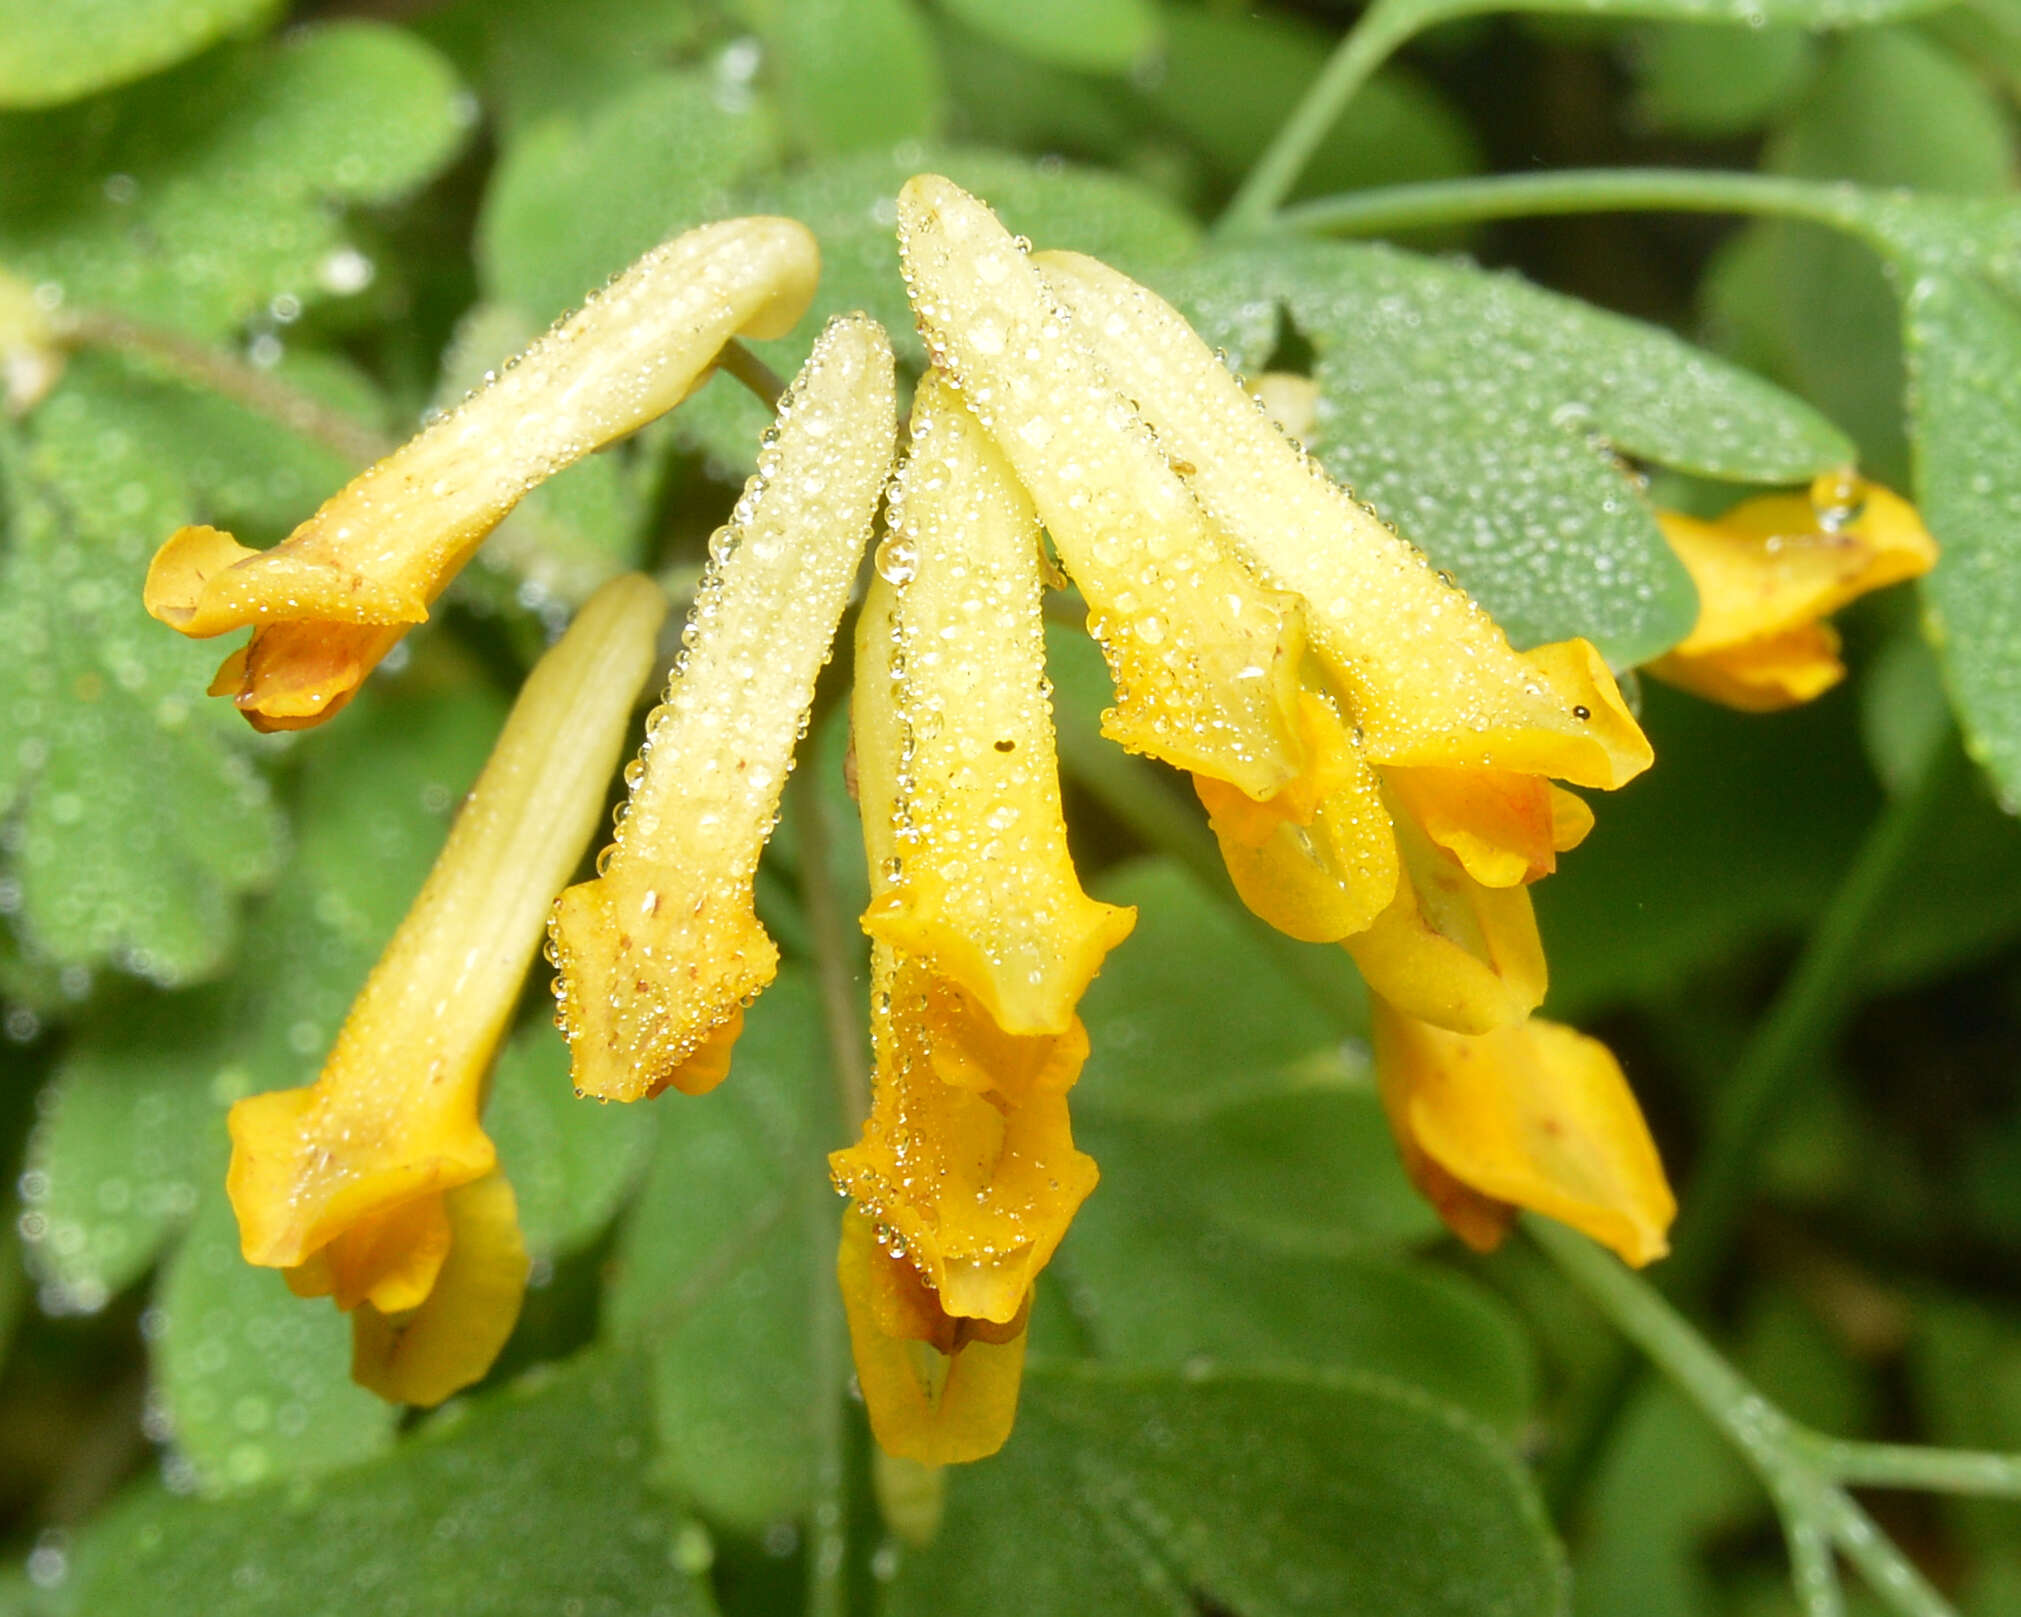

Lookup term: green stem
[789,764,871,1617]
[1531,1218,1957,1617]
[1803,1437,2021,1498]
[54,306,393,465]
[1277,167,1877,242]
[1665,742,1956,1302]
[1217,0,1424,237]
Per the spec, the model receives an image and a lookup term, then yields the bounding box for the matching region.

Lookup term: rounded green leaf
[0,0,280,108]
[939,0,1159,73]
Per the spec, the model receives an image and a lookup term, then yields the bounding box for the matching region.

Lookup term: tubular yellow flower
[550,315,898,1102]
[894,175,1315,811]
[144,217,819,732]
[1649,473,1938,711]
[832,373,1131,1458]
[227,572,670,1404]
[1370,994,1676,1266]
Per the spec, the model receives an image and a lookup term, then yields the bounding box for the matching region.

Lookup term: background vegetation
[1,0,2020,1612]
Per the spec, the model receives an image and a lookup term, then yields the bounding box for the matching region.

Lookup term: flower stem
[1275,167,1877,242]
[1216,0,1424,238]
[53,306,393,465]
[788,761,872,1617]
[717,339,786,411]
[1530,1217,1961,1617]
[1665,739,1958,1302]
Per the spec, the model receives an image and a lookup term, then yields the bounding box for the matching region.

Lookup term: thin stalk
[1532,1218,1959,1617]
[1666,742,1957,1302]
[1217,0,1424,237]
[1277,168,1877,242]
[54,306,393,465]
[789,763,872,1617]
[718,339,786,411]
[1803,1437,2021,1498]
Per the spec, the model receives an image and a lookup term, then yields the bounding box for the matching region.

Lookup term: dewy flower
[1648,473,1938,711]
[228,572,669,1405]
[143,217,819,732]
[549,315,898,1101]
[833,372,1134,1464]
[1370,994,1675,1266]
[896,176,1649,1037]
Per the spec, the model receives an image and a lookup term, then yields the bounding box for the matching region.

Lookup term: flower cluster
[143,179,1934,1453]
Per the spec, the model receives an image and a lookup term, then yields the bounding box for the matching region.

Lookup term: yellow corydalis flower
[228,573,670,1404]
[832,374,1132,1461]
[1029,248,1651,1034]
[895,176,1314,811]
[1370,995,1676,1267]
[1650,474,1938,711]
[549,315,898,1102]
[144,217,819,732]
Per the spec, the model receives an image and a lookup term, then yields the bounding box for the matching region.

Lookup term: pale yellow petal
[552,316,898,1100]
[351,1171,531,1407]
[146,216,819,730]
[894,175,1312,806]
[228,573,668,1271]
[1033,248,1653,791]
[856,372,1134,1036]
[1372,999,1676,1267]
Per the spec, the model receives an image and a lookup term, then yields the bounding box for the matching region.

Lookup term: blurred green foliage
[0,0,2018,1614]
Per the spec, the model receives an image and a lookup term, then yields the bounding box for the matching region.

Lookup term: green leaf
[885,1364,1565,1617]
[152,1185,399,1494]
[752,0,944,153]
[488,1018,658,1262]
[1142,4,1479,199]
[1626,22,1818,137]
[681,147,1200,469]
[66,1355,715,1616]
[1900,270,2021,809]
[604,972,828,1529]
[1077,859,1343,1123]
[477,71,777,325]
[1168,240,1845,663]
[19,989,226,1311]
[939,0,1160,73]
[0,23,467,338]
[0,0,280,109]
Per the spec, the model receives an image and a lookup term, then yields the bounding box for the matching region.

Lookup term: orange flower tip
[548,875,773,1103]
[143,525,262,631]
[1521,639,1654,790]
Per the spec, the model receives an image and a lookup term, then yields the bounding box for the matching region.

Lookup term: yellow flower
[549,315,898,1101]
[831,371,1133,1459]
[143,217,819,732]
[227,573,669,1404]
[1649,473,1938,711]
[1370,994,1675,1266]
[895,176,1647,1036]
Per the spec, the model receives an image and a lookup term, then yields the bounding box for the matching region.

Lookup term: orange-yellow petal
[145,216,820,730]
[894,175,1312,807]
[350,1171,531,1407]
[227,574,667,1275]
[551,315,898,1101]
[1371,998,1675,1267]
[1031,248,1653,793]
[1384,766,1559,890]
[838,1210,1029,1466]
[1651,622,1845,712]
[830,951,1098,1325]
[855,372,1135,1036]
[1344,805,1547,1036]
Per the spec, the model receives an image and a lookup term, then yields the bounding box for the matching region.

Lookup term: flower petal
[1033,249,1653,792]
[350,1170,531,1407]
[1384,766,1559,889]
[1371,998,1676,1267]
[830,951,1099,1325]
[1345,805,1547,1035]
[228,574,668,1278]
[894,175,1313,807]
[551,315,898,1101]
[145,216,820,731]
[838,1210,1029,1466]
[856,372,1135,1036]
